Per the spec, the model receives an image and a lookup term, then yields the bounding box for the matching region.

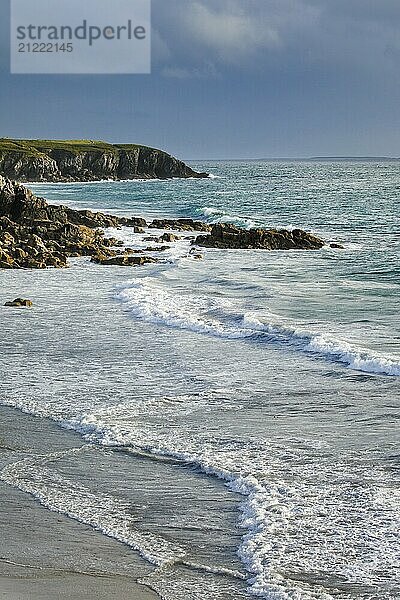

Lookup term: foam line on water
[2,395,399,599]
[95,433,400,600]
[27,176,207,186]
[0,449,187,568]
[0,405,335,599]
[0,444,248,594]
[115,279,400,376]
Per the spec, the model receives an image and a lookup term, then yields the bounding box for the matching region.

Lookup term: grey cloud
[152,0,400,78]
[311,0,400,24]
[152,0,319,72]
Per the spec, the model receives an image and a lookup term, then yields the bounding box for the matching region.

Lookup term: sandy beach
[0,406,159,600]
[0,566,157,600]
[1,163,399,599]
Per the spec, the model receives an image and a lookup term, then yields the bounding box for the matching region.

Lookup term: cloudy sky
[1,0,400,158]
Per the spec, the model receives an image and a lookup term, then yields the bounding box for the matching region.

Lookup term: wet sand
[0,404,246,599]
[0,406,159,600]
[0,565,157,600]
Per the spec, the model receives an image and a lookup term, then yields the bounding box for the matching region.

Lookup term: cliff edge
[0,139,209,182]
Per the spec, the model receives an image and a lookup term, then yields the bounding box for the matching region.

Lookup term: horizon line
[186,156,400,162]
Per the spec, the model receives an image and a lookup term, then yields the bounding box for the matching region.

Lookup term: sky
[0,0,400,159]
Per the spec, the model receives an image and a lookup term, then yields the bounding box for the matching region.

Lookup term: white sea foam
[0,443,247,599]
[104,225,194,265]
[2,389,399,600]
[1,448,187,567]
[0,400,334,599]
[305,335,400,376]
[199,206,256,229]
[115,279,254,339]
[27,179,119,186]
[80,426,400,599]
[115,279,400,377]
[27,176,203,186]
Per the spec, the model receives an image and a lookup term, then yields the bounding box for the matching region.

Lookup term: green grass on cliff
[0,138,162,156]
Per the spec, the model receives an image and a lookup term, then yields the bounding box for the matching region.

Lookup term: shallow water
[1,160,399,599]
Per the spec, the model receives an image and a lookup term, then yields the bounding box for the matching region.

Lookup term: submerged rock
[4,297,32,307]
[144,246,170,252]
[194,223,324,250]
[189,247,204,260]
[91,254,159,267]
[143,236,161,243]
[330,243,345,249]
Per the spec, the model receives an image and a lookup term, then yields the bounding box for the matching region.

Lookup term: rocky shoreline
[0,175,326,270]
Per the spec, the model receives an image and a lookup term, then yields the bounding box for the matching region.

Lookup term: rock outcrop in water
[0,176,325,270]
[149,218,211,232]
[4,298,33,307]
[0,175,146,269]
[91,255,159,267]
[0,139,209,182]
[194,223,324,250]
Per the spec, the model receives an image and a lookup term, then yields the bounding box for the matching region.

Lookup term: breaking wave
[198,206,256,229]
[115,279,400,377]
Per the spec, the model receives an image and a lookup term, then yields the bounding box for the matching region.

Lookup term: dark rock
[124,248,141,254]
[194,223,324,250]
[143,236,161,243]
[91,254,159,266]
[189,248,203,259]
[66,208,121,229]
[144,246,170,252]
[4,297,32,307]
[160,232,181,243]
[149,218,211,232]
[119,217,148,229]
[0,174,324,273]
[330,243,345,249]
[0,175,133,269]
[103,237,124,248]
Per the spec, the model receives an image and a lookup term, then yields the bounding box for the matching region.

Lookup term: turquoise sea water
[1,161,399,599]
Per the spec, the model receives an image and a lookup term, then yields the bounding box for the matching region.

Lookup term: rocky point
[0,175,325,271]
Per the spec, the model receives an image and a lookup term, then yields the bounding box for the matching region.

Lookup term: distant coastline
[309,156,400,161]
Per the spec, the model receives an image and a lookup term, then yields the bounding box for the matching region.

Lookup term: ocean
[0,160,399,599]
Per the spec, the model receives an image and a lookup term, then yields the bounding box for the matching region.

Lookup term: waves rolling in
[115,279,400,377]
[3,161,399,599]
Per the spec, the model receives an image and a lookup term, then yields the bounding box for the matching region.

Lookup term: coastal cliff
[0,139,209,182]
